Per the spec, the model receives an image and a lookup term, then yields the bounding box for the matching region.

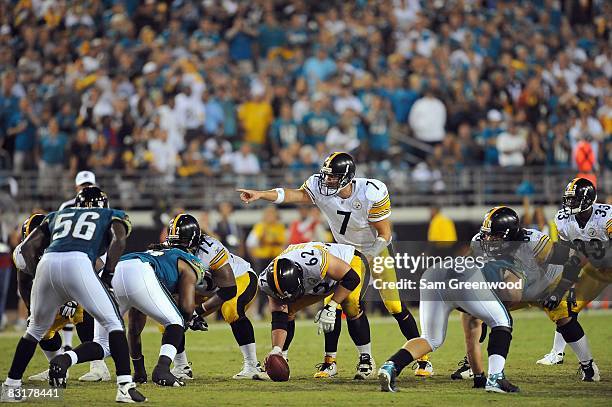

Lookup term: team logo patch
[352,200,362,210]
[308,277,320,285]
[588,228,596,237]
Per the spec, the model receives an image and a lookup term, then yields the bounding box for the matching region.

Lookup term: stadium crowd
[0,0,610,190]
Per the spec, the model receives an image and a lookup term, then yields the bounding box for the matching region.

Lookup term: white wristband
[274,188,285,204]
[326,300,339,309]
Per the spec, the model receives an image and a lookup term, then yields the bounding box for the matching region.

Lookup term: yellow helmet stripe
[25,213,43,237]
[171,213,186,236]
[324,152,342,167]
[568,178,580,191]
[484,206,503,225]
[272,258,283,297]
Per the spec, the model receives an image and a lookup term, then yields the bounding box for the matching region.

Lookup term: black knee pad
[39,333,62,352]
[487,327,512,359]
[392,308,420,340]
[557,317,584,343]
[230,317,255,346]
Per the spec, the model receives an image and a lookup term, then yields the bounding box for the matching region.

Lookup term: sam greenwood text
[373,278,523,291]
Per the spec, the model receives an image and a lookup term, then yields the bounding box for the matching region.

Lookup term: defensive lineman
[238,152,429,378]
[1,186,146,403]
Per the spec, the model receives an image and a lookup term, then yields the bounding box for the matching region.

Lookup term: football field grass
[0,309,611,406]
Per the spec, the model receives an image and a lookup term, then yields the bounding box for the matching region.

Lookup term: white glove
[60,301,78,318]
[314,300,338,335]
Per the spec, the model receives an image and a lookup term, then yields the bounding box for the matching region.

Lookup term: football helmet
[317,152,356,196]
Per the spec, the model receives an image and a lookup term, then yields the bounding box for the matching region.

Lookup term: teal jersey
[44,207,131,263]
[121,248,204,293]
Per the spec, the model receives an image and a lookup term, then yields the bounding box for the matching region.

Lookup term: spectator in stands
[202,88,224,138]
[497,121,527,167]
[147,127,177,181]
[364,94,392,161]
[303,46,337,91]
[409,86,446,145]
[270,102,302,157]
[229,143,260,176]
[7,97,39,172]
[302,92,336,147]
[547,122,572,167]
[325,110,365,155]
[238,81,273,149]
[37,118,68,199]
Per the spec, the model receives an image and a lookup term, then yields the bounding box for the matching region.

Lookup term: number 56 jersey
[259,242,355,298]
[44,207,131,263]
[300,176,391,257]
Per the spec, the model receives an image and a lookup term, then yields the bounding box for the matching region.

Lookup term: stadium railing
[0,167,609,213]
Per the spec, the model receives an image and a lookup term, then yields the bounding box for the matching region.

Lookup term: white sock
[356,343,371,356]
[4,378,21,386]
[239,343,258,366]
[488,354,506,376]
[552,331,567,354]
[568,336,593,363]
[174,351,188,366]
[43,349,62,362]
[62,326,74,348]
[325,352,337,359]
[282,350,288,360]
[116,374,132,385]
[160,344,177,361]
[65,350,78,366]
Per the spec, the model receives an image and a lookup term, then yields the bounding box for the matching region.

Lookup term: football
[265,354,290,382]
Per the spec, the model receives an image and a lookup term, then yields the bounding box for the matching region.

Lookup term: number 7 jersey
[44,207,131,263]
[301,176,391,257]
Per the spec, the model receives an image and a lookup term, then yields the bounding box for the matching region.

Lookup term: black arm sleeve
[339,268,360,291]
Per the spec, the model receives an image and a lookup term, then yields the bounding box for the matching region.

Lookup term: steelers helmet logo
[352,200,362,210]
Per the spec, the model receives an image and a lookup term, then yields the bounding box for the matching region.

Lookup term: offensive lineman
[180,230,266,380]
[258,242,373,379]
[238,152,429,378]
[1,186,146,403]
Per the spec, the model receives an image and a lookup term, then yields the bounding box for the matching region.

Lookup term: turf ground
[0,309,611,406]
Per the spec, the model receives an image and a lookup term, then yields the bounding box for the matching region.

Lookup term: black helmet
[562,178,596,215]
[166,213,201,252]
[265,258,305,302]
[21,213,45,240]
[317,152,356,196]
[76,186,109,208]
[479,206,521,257]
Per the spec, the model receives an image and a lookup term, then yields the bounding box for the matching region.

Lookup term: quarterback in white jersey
[258,242,374,380]
[180,233,266,380]
[238,152,430,378]
[536,178,609,380]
